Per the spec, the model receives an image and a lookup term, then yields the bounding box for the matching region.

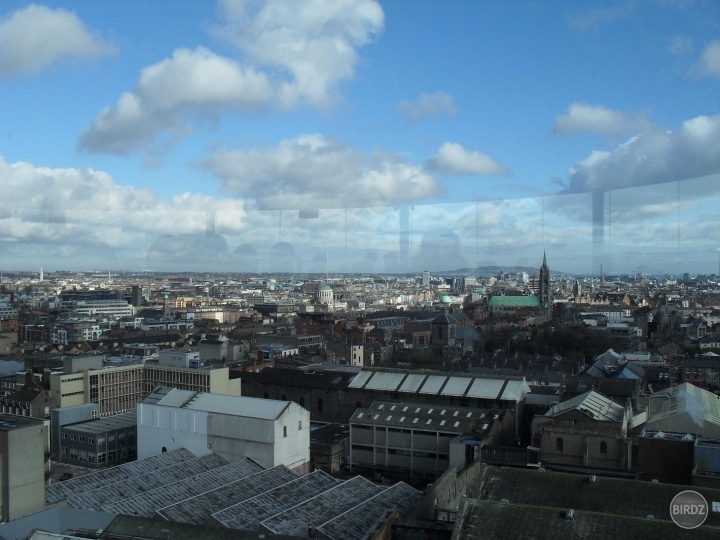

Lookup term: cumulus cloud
[212,0,383,109]
[198,134,441,209]
[0,156,248,269]
[80,0,383,154]
[563,114,720,193]
[78,47,272,154]
[397,92,457,124]
[0,4,114,79]
[691,40,720,78]
[425,142,510,176]
[554,103,648,136]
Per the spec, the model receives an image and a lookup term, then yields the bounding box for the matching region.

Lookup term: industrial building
[137,387,310,472]
[58,411,137,468]
[349,401,511,481]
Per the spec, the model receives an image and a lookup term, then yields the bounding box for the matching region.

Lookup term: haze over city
[0,0,719,274]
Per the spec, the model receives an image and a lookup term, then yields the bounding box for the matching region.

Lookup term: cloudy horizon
[0,1,718,275]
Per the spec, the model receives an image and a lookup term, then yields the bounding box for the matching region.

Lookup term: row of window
[62,446,137,464]
[351,444,449,460]
[62,431,135,444]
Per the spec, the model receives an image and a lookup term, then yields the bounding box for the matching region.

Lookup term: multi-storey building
[50,363,241,415]
[51,318,102,346]
[138,387,310,472]
[349,401,510,481]
[59,411,137,468]
[73,299,134,318]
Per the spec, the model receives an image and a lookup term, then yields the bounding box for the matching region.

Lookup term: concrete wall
[63,355,103,374]
[208,368,241,396]
[50,403,99,459]
[0,423,45,521]
[137,405,210,460]
[50,372,87,409]
[137,401,309,471]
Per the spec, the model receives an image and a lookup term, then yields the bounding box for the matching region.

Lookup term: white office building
[137,387,310,472]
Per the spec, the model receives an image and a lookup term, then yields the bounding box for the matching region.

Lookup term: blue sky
[0,0,719,275]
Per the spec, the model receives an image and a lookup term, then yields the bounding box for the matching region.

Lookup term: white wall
[137,400,310,470]
[137,404,210,460]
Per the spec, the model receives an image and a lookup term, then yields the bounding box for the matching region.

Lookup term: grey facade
[59,411,137,468]
[50,403,100,460]
[349,401,509,481]
[0,415,46,521]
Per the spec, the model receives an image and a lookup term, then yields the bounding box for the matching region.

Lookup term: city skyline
[0,1,719,274]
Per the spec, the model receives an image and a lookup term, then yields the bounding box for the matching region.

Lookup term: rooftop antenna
[326,249,329,281]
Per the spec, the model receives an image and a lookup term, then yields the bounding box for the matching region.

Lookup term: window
[600,441,607,454]
[298,420,302,430]
[283,426,287,438]
[556,438,563,452]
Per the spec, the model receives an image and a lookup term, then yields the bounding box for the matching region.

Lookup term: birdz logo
[670,490,708,529]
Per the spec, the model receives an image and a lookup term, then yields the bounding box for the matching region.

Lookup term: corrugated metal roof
[148,387,196,408]
[442,376,472,397]
[348,370,374,389]
[399,373,427,393]
[364,371,406,391]
[186,393,289,420]
[350,401,492,434]
[501,379,532,401]
[550,390,625,422]
[466,378,505,400]
[345,369,529,403]
[419,375,447,395]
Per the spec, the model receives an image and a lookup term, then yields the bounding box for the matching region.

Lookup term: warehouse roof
[348,368,529,403]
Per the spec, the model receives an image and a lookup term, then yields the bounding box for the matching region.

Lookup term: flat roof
[0,414,45,431]
[63,411,137,434]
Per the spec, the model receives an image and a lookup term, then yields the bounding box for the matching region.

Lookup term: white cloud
[78,47,272,154]
[563,114,720,193]
[80,0,383,154]
[0,156,248,269]
[198,134,441,209]
[554,103,648,136]
[425,142,510,176]
[398,92,457,124]
[0,4,114,79]
[691,40,720,78]
[212,0,384,108]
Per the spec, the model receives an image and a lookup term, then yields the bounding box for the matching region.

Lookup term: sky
[0,0,719,276]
